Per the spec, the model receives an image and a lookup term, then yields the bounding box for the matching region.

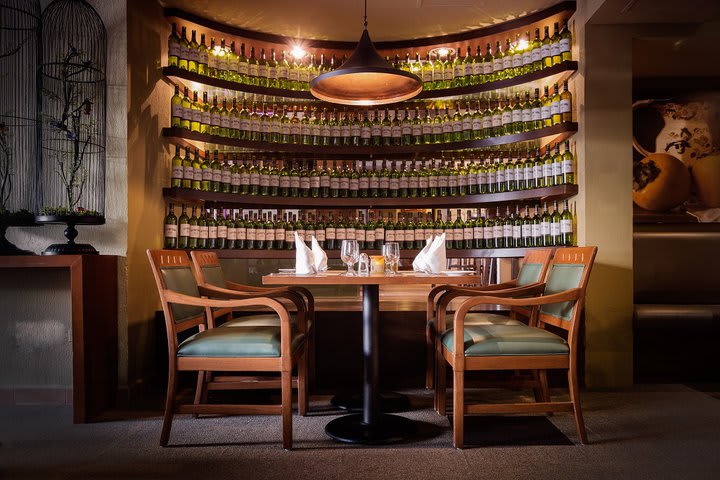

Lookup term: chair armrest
[224,282,315,317]
[450,288,583,358]
[427,280,501,320]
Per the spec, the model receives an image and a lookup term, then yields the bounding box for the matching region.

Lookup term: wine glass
[340,239,359,276]
[382,242,400,275]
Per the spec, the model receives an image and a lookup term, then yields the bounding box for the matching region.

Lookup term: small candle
[370,255,385,274]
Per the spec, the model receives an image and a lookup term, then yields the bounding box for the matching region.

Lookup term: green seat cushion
[178,326,305,358]
[220,313,299,328]
[441,324,568,356]
[540,264,585,321]
[517,262,544,286]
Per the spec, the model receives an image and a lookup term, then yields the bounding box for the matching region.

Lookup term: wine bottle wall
[163,200,576,251]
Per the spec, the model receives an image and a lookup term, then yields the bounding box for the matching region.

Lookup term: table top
[263,270,479,286]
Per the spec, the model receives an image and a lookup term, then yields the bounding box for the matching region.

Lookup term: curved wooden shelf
[163,123,577,156]
[163,61,577,102]
[177,247,545,260]
[162,184,577,209]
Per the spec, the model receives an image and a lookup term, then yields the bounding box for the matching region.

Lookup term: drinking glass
[382,242,400,275]
[340,239,359,276]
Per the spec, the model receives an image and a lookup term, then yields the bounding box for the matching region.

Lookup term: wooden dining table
[263,270,478,445]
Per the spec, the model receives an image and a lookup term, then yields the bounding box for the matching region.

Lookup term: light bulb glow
[290,46,307,59]
[516,39,529,51]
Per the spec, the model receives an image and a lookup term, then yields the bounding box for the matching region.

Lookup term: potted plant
[36,46,104,255]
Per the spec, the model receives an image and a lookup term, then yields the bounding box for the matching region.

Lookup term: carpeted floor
[1,385,719,480]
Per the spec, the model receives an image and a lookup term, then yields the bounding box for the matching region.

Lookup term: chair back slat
[516,248,553,286]
[190,251,226,287]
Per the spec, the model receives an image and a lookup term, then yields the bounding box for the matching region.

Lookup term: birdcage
[0,0,41,254]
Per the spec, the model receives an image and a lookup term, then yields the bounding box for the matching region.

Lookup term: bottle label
[396,230,405,242]
[164,224,178,238]
[541,221,550,236]
[458,175,468,187]
[349,178,359,191]
[217,225,227,238]
[473,226,483,240]
[265,229,275,242]
[531,107,542,121]
[290,176,300,189]
[525,167,534,182]
[171,104,182,119]
[285,230,295,242]
[502,224,512,238]
[339,177,349,190]
[189,224,199,238]
[255,229,265,241]
[381,125,392,137]
[496,170,505,184]
[355,228,365,242]
[213,170,222,182]
[412,229,422,241]
[180,223,190,237]
[329,176,340,190]
[277,65,288,79]
[291,124,300,136]
[541,105,551,120]
[180,44,189,61]
[364,229,374,243]
[375,227,384,240]
[552,162,562,177]
[443,68,453,81]
[473,62,483,75]
[211,112,221,127]
[522,109,531,123]
[433,68,443,82]
[227,227,236,241]
[169,42,181,57]
[513,225,522,240]
[533,164,543,180]
[482,117,492,129]
[541,44,551,59]
[563,159,574,174]
[172,165,184,179]
[208,226,217,239]
[202,168,213,181]
[250,172,260,185]
[345,228,355,241]
[560,38,571,54]
[301,177,311,189]
[236,227,246,240]
[506,168,515,182]
[561,219,572,234]
[237,61,248,75]
[550,43,560,57]
[299,69,309,82]
[550,102,560,116]
[531,223,540,238]
[454,64,464,77]
[550,222,560,237]
[240,119,250,131]
[511,110,522,123]
[405,229,414,241]
[361,126,371,139]
[493,225,503,239]
[419,176,429,189]
[483,62,493,75]
[452,120,462,132]
[478,171,487,186]
[493,58,503,72]
[336,229,346,240]
[487,171,496,185]
[310,176,321,188]
[512,54,523,68]
[270,174,279,187]
[523,51,533,66]
[560,99,571,114]
[389,178,399,191]
[218,56,228,72]
[543,163,553,178]
[199,226,208,239]
[442,122,452,134]
[208,54,218,70]
[313,229,324,241]
[343,125,352,138]
[422,70,432,82]
[492,114,502,128]
[239,173,250,186]
[260,175,270,187]
[503,56,512,70]
[521,224,531,238]
[222,170,231,184]
[288,68,298,81]
[532,47,542,62]
[463,227,473,240]
[230,116,240,130]
[192,109,202,124]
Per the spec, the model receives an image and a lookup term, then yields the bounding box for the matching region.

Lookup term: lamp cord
[364,0,368,28]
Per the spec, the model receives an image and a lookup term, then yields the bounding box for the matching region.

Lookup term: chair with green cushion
[435,246,597,448]
[148,249,308,449]
[425,249,553,389]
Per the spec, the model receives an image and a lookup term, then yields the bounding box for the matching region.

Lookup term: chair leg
[298,349,309,416]
[568,368,588,444]
[160,365,178,447]
[538,369,553,416]
[425,322,435,389]
[281,369,293,450]
[435,346,447,415]
[453,369,464,449]
[192,370,206,419]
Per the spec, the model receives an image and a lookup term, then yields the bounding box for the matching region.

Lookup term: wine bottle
[210,150,222,192]
[197,210,208,249]
[541,202,552,246]
[531,204,542,247]
[199,91,210,135]
[215,210,227,250]
[503,206,514,248]
[541,85,552,128]
[493,207,505,248]
[197,34,209,76]
[170,145,183,188]
[541,25,552,68]
[562,141,575,185]
[178,26,189,70]
[164,203,178,249]
[551,82,562,125]
[190,91,201,133]
[178,205,190,249]
[170,85,182,128]
[551,22,562,65]
[512,205,523,248]
[531,28,542,72]
[193,149,205,191]
[235,213,246,250]
[560,20,572,62]
[492,41,504,81]
[560,199,574,246]
[188,207,199,249]
[474,209,485,249]
[550,200,562,246]
[521,205,533,247]
[503,38,514,79]
[560,80,572,123]
[226,210,236,249]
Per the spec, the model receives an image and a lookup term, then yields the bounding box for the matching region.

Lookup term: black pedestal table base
[325,413,417,444]
[330,392,410,413]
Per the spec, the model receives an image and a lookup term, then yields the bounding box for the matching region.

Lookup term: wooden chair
[425,249,554,388]
[435,246,597,448]
[189,251,313,414]
[147,249,307,449]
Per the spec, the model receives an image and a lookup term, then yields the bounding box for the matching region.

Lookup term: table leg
[324,285,416,444]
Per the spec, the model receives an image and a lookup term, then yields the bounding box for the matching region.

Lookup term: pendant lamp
[310,0,423,106]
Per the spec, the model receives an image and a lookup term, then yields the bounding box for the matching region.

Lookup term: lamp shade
[310,29,423,106]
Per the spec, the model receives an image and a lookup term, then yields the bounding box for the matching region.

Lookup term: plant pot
[35,214,105,255]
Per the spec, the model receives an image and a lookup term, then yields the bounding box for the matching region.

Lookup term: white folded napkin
[412,234,447,274]
[294,232,316,274]
[310,236,328,272]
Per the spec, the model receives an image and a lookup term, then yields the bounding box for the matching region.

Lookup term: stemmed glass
[382,242,400,275]
[340,239,360,276]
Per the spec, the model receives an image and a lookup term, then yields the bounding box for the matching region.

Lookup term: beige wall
[125,0,170,393]
[1,0,128,394]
